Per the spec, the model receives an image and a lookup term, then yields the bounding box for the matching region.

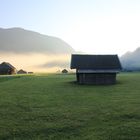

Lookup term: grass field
[0,73,140,140]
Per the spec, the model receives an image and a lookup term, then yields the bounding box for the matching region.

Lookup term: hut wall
[0,68,16,75]
[77,73,116,85]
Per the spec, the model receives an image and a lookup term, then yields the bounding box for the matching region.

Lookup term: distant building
[0,62,17,75]
[62,69,68,74]
[17,69,27,74]
[70,54,122,85]
[28,72,33,74]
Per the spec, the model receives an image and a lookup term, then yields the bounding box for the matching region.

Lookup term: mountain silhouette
[0,27,75,54]
[120,47,140,70]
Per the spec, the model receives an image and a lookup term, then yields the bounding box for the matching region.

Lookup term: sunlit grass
[0,73,140,139]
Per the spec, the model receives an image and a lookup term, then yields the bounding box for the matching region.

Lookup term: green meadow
[0,73,140,140]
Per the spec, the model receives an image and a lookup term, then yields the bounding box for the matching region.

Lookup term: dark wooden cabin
[0,62,17,75]
[70,54,122,85]
[17,69,27,74]
[62,69,68,74]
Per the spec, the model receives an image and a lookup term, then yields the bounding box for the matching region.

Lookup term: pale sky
[1,0,140,56]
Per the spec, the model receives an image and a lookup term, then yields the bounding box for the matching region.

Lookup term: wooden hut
[17,69,27,74]
[70,54,122,85]
[62,69,68,74]
[0,62,17,75]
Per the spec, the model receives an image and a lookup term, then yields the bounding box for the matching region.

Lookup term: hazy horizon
[0,26,140,72]
[0,52,71,72]
[0,27,73,72]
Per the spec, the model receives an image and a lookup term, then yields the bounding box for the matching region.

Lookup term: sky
[1,0,140,56]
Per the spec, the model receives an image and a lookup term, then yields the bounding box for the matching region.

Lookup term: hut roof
[17,69,27,74]
[62,69,68,73]
[0,62,16,69]
[71,54,122,70]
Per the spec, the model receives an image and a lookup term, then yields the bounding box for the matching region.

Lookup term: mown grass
[0,73,140,140]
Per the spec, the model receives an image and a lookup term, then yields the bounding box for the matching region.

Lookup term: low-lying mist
[0,53,71,72]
